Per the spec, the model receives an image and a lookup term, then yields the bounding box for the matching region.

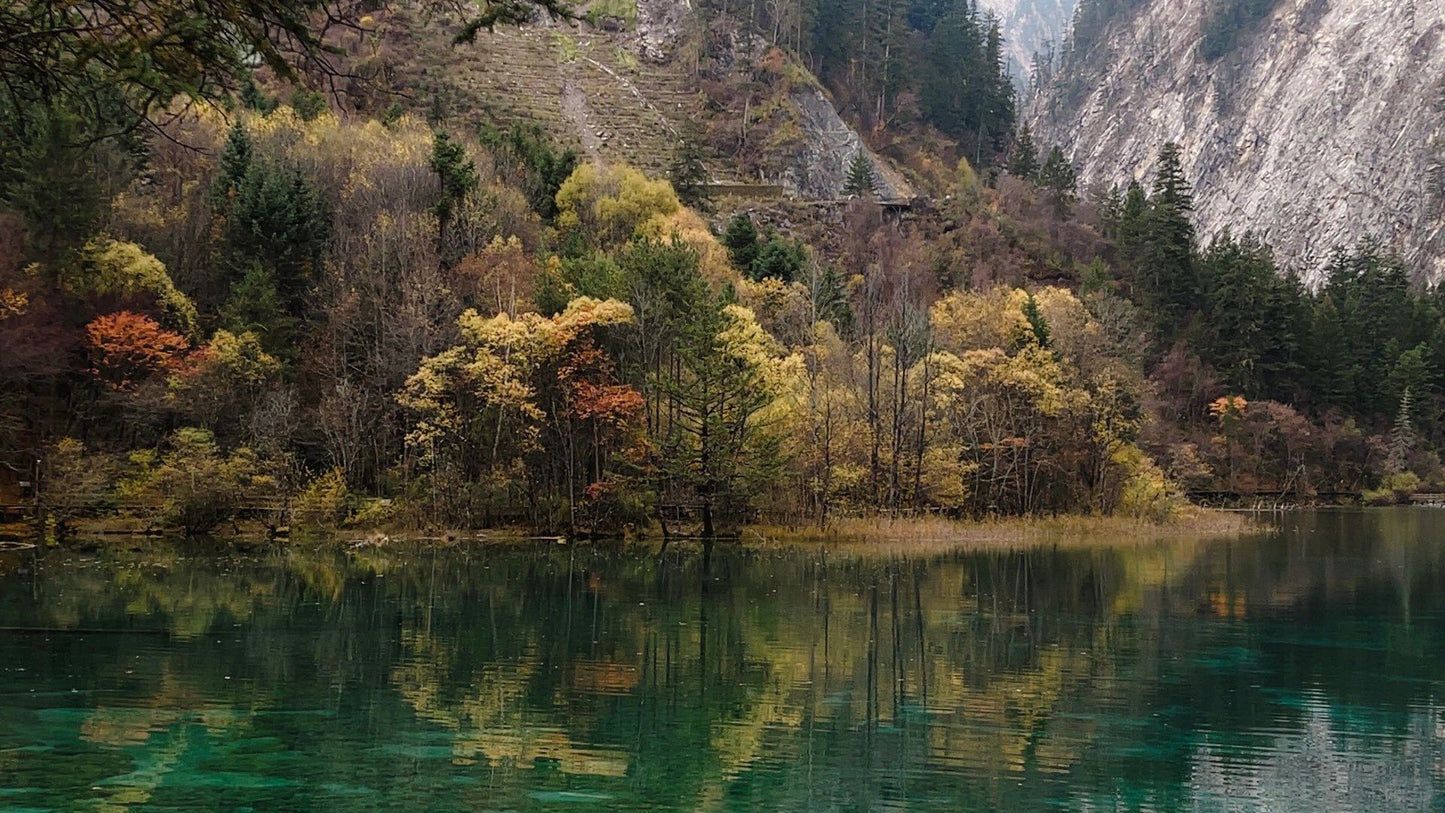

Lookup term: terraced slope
[390,13,701,179]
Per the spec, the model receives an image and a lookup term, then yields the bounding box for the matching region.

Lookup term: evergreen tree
[752,236,808,282]
[1039,145,1077,215]
[1387,387,1418,475]
[211,122,253,211]
[225,163,330,314]
[430,131,479,261]
[842,150,878,198]
[722,213,761,272]
[1140,142,1197,336]
[1098,184,1124,236]
[220,263,298,359]
[1117,180,1150,255]
[1023,293,1051,349]
[1010,124,1040,181]
[668,134,711,210]
[1196,231,1303,399]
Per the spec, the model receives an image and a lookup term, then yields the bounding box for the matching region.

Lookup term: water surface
[1,510,1443,810]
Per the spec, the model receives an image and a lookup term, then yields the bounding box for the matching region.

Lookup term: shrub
[1116,447,1185,522]
[119,428,272,536]
[42,438,119,534]
[1363,471,1420,506]
[293,469,352,529]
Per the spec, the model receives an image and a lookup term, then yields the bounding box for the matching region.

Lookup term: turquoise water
[0,509,1442,810]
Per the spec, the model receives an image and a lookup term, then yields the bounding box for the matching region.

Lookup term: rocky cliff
[1032,0,1445,284]
[977,0,1077,79]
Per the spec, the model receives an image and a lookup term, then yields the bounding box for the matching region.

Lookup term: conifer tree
[843,150,878,198]
[722,213,761,271]
[430,131,479,246]
[1039,145,1077,215]
[211,122,253,211]
[1023,293,1051,349]
[1010,124,1040,181]
[1141,142,1197,334]
[1387,387,1418,475]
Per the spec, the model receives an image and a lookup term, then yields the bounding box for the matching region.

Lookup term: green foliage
[584,0,638,28]
[842,151,877,198]
[1038,146,1077,215]
[0,0,330,135]
[550,32,580,62]
[1363,471,1421,506]
[42,438,119,531]
[288,89,329,121]
[1194,232,1303,399]
[668,135,711,210]
[66,237,200,337]
[722,214,761,272]
[1,106,107,260]
[482,123,577,221]
[240,79,279,114]
[1116,449,1185,522]
[120,428,271,536]
[1010,124,1040,181]
[752,236,807,283]
[918,3,1016,162]
[451,0,578,45]
[1123,143,1197,339]
[293,469,353,529]
[430,131,480,239]
[219,264,298,359]
[555,163,680,249]
[1022,294,1051,349]
[624,237,789,533]
[224,161,331,313]
[212,122,254,210]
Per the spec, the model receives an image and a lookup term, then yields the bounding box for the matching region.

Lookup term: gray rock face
[1032,0,1445,284]
[633,0,690,62]
[779,86,915,201]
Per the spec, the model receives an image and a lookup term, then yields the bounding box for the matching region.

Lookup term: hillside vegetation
[2,0,1443,539]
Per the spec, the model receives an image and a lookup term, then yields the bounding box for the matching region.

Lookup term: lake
[1,509,1442,810]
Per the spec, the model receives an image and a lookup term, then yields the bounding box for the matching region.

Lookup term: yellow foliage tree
[555,163,680,247]
[64,237,199,337]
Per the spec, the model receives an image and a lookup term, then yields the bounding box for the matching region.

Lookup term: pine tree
[1118,181,1149,254]
[1010,124,1040,181]
[1141,142,1197,334]
[211,122,253,211]
[430,131,479,245]
[668,135,710,210]
[722,213,761,272]
[1039,145,1077,215]
[1387,387,1418,475]
[842,150,878,198]
[1023,293,1051,349]
[1098,184,1123,236]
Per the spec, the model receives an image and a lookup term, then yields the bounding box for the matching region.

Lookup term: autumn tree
[85,311,190,391]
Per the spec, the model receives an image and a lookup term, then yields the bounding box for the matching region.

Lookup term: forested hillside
[2,0,1443,538]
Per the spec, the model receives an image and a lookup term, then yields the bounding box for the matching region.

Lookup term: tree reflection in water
[0,509,1442,809]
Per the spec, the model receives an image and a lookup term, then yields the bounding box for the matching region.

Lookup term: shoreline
[4,508,1261,550]
[744,509,1261,550]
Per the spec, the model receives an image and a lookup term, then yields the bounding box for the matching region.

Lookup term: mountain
[1031,0,1445,284]
[977,0,1078,81]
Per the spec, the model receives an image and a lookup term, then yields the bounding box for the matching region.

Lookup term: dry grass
[745,509,1260,554]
